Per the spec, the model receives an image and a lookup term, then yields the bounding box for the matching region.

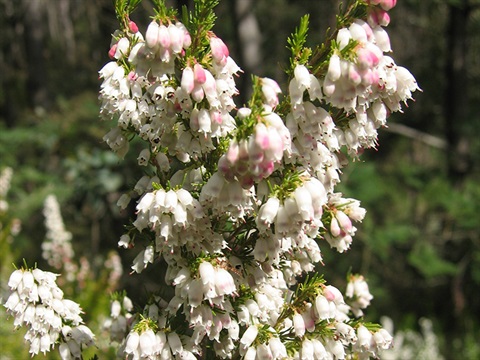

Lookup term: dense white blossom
[4,1,419,359]
[3,268,94,358]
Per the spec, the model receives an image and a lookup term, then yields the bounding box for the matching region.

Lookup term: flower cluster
[5,0,419,359]
[3,267,94,358]
[42,195,75,272]
[219,107,292,189]
[94,0,419,358]
[0,166,13,212]
[99,14,240,163]
[103,293,134,343]
[346,274,374,317]
[0,167,21,239]
[288,4,419,157]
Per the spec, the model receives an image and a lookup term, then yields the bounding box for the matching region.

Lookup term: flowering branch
[3,0,418,359]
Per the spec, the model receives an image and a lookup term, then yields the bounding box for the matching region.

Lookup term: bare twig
[385,123,447,149]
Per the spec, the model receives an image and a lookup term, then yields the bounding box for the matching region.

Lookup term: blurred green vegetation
[1,0,480,359]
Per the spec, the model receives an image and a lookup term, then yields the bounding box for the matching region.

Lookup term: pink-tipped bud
[357,47,379,69]
[330,217,341,237]
[380,0,396,11]
[323,287,336,302]
[210,36,229,65]
[348,65,362,85]
[254,123,270,150]
[226,140,240,164]
[158,24,171,49]
[128,20,139,33]
[127,71,137,81]
[108,44,117,59]
[335,210,352,232]
[367,7,391,27]
[261,77,282,108]
[193,63,206,84]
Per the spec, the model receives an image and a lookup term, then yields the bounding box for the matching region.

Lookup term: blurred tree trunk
[229,0,262,103]
[444,0,472,183]
[0,0,26,127]
[24,0,50,111]
[443,1,478,350]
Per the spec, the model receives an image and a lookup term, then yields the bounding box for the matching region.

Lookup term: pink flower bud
[127,71,137,81]
[108,44,117,59]
[302,306,316,332]
[360,20,374,41]
[182,30,192,49]
[210,110,222,124]
[226,140,239,164]
[323,287,336,302]
[156,24,169,49]
[367,7,391,27]
[261,77,282,107]
[348,64,362,85]
[210,36,229,65]
[330,217,341,237]
[260,160,275,178]
[193,63,206,84]
[128,20,139,33]
[357,47,379,70]
[335,210,352,232]
[254,123,270,150]
[380,0,396,11]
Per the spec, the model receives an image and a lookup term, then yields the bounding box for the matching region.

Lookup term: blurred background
[1,0,480,358]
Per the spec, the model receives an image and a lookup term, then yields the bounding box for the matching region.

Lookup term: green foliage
[286,15,311,73]
[408,242,458,278]
[184,0,219,57]
[115,0,144,20]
